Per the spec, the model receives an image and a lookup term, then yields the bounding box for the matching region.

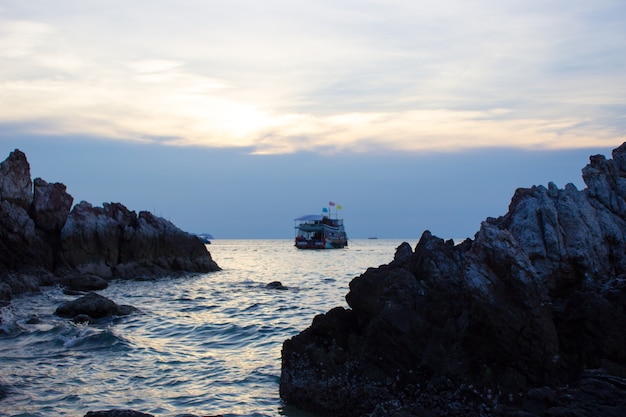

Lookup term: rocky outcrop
[32,178,73,234]
[0,149,32,207]
[267,281,288,290]
[57,200,219,278]
[55,292,138,321]
[280,143,626,417]
[0,149,220,302]
[0,151,53,273]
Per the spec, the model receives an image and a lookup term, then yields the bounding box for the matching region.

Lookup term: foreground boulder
[0,149,220,302]
[84,411,154,417]
[55,292,138,320]
[280,143,626,417]
[84,411,224,417]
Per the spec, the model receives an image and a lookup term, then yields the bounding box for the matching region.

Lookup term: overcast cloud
[0,1,624,238]
[1,0,624,154]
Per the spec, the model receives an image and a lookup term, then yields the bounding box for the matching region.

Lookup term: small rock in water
[55,292,138,320]
[84,411,222,417]
[84,410,154,417]
[266,281,288,290]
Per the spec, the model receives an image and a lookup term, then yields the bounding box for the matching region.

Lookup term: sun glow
[0,1,624,154]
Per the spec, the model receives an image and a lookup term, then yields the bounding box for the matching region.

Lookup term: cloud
[0,1,624,154]
[0,20,53,58]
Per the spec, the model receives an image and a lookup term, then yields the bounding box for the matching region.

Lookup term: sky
[0,1,624,240]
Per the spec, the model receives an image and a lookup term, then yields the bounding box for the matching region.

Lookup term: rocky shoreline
[0,148,223,416]
[4,144,626,416]
[280,144,626,416]
[0,149,220,305]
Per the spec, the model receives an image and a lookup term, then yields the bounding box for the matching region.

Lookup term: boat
[196,233,213,244]
[294,207,348,249]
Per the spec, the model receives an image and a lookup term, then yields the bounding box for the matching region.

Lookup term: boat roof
[294,214,324,221]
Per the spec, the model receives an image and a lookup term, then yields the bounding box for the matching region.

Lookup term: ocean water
[0,239,411,417]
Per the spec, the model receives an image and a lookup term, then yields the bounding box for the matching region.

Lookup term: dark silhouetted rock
[0,150,47,271]
[391,241,413,264]
[55,292,138,319]
[31,178,73,234]
[0,270,56,302]
[0,149,32,208]
[59,273,109,292]
[83,410,218,417]
[58,201,220,278]
[267,281,288,290]
[84,410,154,417]
[25,315,42,324]
[0,149,220,302]
[280,143,626,417]
[0,152,54,272]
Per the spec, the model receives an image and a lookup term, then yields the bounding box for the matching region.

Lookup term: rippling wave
[0,239,410,416]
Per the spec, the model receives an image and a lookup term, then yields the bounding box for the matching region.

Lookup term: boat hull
[295,237,348,249]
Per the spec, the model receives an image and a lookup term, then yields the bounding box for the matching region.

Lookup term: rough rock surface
[83,410,221,417]
[267,280,288,290]
[0,149,32,207]
[0,149,220,302]
[58,273,109,293]
[84,411,154,417]
[280,143,626,417]
[32,177,73,234]
[58,200,219,278]
[55,292,138,319]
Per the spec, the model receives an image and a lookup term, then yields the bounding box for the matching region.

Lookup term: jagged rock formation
[57,200,218,278]
[0,149,219,302]
[280,143,626,417]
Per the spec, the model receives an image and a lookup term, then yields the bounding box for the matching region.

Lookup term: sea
[0,238,414,417]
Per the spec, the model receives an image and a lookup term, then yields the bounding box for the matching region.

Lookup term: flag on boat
[329,201,336,206]
[337,205,342,210]
[322,207,328,213]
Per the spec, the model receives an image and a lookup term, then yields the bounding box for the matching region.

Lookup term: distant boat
[294,211,348,249]
[196,233,213,244]
[368,237,378,239]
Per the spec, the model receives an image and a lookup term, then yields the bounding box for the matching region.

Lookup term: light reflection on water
[0,239,414,416]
